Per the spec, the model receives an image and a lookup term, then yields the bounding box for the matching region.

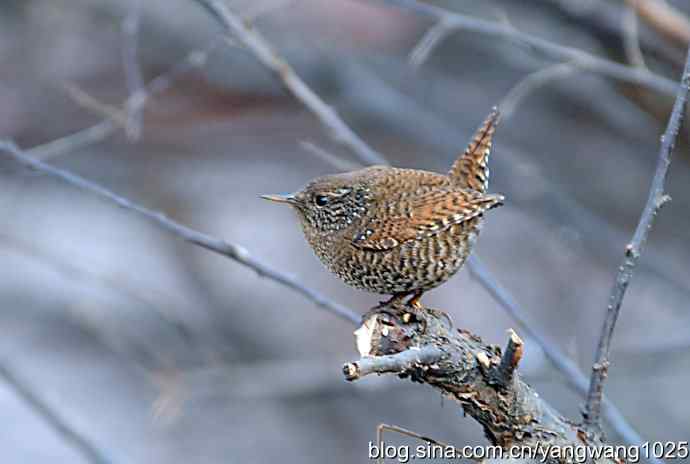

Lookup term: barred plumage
[262,108,504,307]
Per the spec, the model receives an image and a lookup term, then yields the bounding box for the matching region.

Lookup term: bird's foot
[375,291,452,329]
[378,292,412,307]
[405,290,424,309]
[405,291,453,329]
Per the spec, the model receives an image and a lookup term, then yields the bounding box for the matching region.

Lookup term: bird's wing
[448,107,500,193]
[351,187,503,251]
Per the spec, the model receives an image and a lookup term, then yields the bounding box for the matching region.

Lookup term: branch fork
[343,303,609,460]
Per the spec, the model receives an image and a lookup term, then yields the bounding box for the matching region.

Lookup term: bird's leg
[405,289,425,309]
[377,292,424,325]
[369,292,413,321]
[406,290,453,329]
[379,290,454,330]
[379,292,409,308]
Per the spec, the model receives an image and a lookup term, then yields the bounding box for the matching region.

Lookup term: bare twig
[0,361,112,464]
[343,345,442,381]
[627,0,690,48]
[26,43,216,161]
[533,0,684,69]
[623,6,648,69]
[0,141,361,325]
[408,19,453,68]
[583,45,690,432]
[367,0,679,96]
[498,62,578,119]
[488,329,524,389]
[121,1,145,140]
[192,0,388,166]
[64,84,128,127]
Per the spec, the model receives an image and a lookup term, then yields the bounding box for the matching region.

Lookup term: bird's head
[261,170,374,236]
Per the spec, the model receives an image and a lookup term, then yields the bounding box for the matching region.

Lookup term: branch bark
[583,44,690,431]
[344,303,615,463]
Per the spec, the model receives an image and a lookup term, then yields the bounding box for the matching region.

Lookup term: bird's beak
[260,193,299,205]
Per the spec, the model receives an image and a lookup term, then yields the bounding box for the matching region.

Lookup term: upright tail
[448,107,500,194]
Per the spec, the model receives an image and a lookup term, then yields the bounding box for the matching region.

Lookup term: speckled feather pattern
[276,108,504,297]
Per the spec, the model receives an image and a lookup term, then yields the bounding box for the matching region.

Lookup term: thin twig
[535,0,684,69]
[64,84,128,127]
[498,62,578,119]
[26,43,217,161]
[343,346,442,381]
[582,45,690,432]
[627,0,690,48]
[191,0,389,166]
[488,329,524,389]
[368,0,679,96]
[0,141,361,325]
[623,6,648,69]
[121,1,145,140]
[408,19,453,68]
[0,361,112,464]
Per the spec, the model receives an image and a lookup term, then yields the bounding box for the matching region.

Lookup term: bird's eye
[314,195,330,207]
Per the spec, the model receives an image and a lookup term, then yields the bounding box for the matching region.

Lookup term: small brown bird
[262,108,504,309]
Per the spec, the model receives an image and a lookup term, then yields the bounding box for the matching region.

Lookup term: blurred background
[1,0,689,462]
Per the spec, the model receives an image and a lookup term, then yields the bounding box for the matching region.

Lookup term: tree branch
[408,19,453,68]
[121,1,145,140]
[344,303,616,463]
[488,329,524,389]
[0,141,360,326]
[367,0,679,96]
[498,62,578,119]
[627,0,690,48]
[191,0,388,166]
[582,44,690,431]
[532,0,684,68]
[343,345,443,381]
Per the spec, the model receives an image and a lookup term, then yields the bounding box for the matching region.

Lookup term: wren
[262,108,504,308]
